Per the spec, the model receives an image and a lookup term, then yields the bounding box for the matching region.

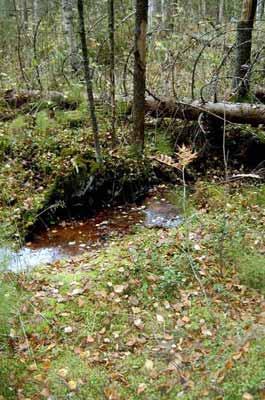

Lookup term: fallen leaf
[68,380,77,391]
[58,368,68,378]
[64,326,73,334]
[144,359,154,371]
[242,393,254,400]
[86,335,95,344]
[137,383,147,394]
[225,359,234,370]
[114,284,128,294]
[156,314,165,324]
[40,388,50,397]
[134,318,144,330]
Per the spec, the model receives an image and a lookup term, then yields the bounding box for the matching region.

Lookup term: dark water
[1,186,182,272]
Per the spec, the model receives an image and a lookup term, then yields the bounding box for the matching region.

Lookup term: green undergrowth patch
[0,109,154,243]
[1,182,265,399]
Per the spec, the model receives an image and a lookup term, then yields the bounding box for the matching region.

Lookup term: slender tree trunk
[218,0,225,23]
[33,0,46,23]
[77,0,101,162]
[148,0,154,27]
[257,0,265,18]
[22,0,28,28]
[133,0,148,154]
[108,0,117,146]
[61,0,78,72]
[232,0,258,100]
[201,0,206,18]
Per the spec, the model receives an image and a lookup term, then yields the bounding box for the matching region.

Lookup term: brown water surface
[1,185,182,271]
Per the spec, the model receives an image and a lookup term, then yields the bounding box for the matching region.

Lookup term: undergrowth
[0,182,264,399]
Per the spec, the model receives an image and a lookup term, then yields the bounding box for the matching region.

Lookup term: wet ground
[1,186,183,272]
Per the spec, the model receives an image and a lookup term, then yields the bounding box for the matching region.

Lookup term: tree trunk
[77,0,101,162]
[218,0,225,23]
[257,0,265,18]
[61,0,78,72]
[133,0,148,154]
[232,0,258,100]
[201,0,206,18]
[32,0,46,23]
[130,97,265,126]
[22,0,28,28]
[108,0,117,146]
[148,0,154,27]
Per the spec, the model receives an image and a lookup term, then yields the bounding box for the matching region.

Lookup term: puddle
[0,186,183,272]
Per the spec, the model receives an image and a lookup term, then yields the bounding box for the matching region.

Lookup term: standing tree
[257,0,265,19]
[218,0,225,24]
[77,0,101,162]
[232,0,258,100]
[108,0,117,146]
[61,0,78,72]
[133,0,148,154]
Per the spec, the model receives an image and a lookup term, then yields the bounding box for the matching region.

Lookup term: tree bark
[232,0,258,100]
[133,0,148,154]
[257,0,265,19]
[218,0,225,24]
[77,0,101,162]
[61,0,78,72]
[1,89,78,109]
[108,0,117,146]
[131,97,265,126]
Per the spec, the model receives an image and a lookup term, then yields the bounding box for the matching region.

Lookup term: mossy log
[1,89,78,109]
[136,98,265,126]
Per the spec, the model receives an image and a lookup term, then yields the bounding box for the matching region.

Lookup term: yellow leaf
[144,359,154,371]
[58,368,68,378]
[242,393,254,400]
[68,380,77,391]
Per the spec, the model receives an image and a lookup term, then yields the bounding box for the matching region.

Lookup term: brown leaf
[40,388,50,398]
[134,318,144,330]
[137,383,147,394]
[86,335,95,344]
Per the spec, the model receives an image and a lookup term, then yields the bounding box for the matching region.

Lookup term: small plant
[237,253,265,293]
[9,115,26,134]
[35,111,55,133]
[159,266,186,293]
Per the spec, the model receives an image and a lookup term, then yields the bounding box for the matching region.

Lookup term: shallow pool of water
[0,186,182,272]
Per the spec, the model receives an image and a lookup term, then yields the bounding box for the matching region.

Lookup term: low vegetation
[1,182,265,400]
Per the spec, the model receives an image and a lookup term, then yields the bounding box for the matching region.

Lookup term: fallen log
[1,89,78,109]
[141,98,265,126]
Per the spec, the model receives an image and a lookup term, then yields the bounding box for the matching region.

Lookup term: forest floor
[1,182,265,400]
[1,100,265,399]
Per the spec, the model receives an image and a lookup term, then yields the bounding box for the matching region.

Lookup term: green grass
[1,178,265,399]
